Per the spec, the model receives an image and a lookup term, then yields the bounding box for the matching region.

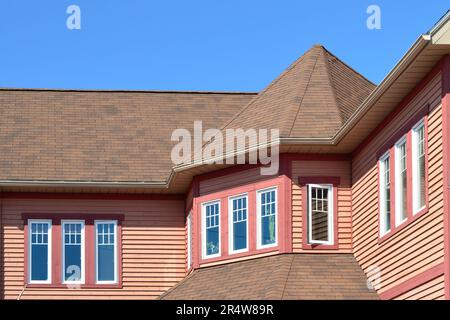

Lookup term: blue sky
[0,1,448,91]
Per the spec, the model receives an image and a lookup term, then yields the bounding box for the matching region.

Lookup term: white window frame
[228,193,249,255]
[61,220,85,284]
[379,152,391,236]
[256,187,278,249]
[307,184,334,245]
[187,212,192,268]
[94,220,118,284]
[201,200,221,259]
[412,119,426,214]
[28,219,52,284]
[394,136,408,227]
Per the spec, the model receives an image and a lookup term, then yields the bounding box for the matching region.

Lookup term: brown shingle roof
[0,45,375,185]
[0,90,255,183]
[221,45,375,138]
[160,254,379,300]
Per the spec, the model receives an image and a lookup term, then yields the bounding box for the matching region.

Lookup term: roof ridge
[218,45,319,132]
[320,46,376,86]
[286,46,322,136]
[0,87,258,95]
[321,47,345,125]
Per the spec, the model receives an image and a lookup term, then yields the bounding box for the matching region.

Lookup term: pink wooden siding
[352,71,445,299]
[0,197,185,300]
[291,160,352,253]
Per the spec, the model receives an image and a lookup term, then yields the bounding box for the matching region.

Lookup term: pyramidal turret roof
[221,45,376,138]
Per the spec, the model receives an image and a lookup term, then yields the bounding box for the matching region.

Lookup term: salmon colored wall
[291,160,352,253]
[352,67,445,300]
[0,196,185,300]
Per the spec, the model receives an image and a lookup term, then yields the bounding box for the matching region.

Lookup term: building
[0,10,449,300]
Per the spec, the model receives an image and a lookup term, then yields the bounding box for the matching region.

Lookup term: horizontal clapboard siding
[352,72,445,299]
[1,198,185,300]
[292,160,352,252]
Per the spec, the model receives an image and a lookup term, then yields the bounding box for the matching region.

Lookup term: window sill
[378,206,429,244]
[302,243,338,250]
[25,283,123,289]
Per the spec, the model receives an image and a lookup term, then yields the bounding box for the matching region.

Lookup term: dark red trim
[298,176,341,187]
[379,263,445,300]
[22,215,123,289]
[299,176,340,250]
[2,192,184,201]
[441,54,450,300]
[353,57,445,159]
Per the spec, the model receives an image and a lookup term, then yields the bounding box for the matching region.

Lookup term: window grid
[205,203,220,230]
[63,223,82,245]
[260,190,276,218]
[97,223,115,246]
[31,223,49,245]
[232,197,247,223]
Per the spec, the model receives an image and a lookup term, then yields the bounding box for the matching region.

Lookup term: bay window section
[202,201,220,258]
[28,220,52,284]
[395,137,407,225]
[229,195,248,254]
[412,120,426,213]
[95,220,118,284]
[62,220,85,284]
[307,184,333,245]
[257,188,277,248]
[379,153,391,235]
[187,213,192,268]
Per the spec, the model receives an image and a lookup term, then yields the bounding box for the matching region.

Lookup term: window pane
[381,156,391,233]
[231,196,248,252]
[397,141,407,222]
[96,222,116,282]
[310,186,330,242]
[31,244,48,281]
[259,189,276,246]
[204,202,220,256]
[63,222,83,282]
[206,226,219,255]
[30,222,50,282]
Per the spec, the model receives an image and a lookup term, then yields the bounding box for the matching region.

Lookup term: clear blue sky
[0,1,448,91]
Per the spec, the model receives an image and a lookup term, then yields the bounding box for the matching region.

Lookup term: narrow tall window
[395,138,407,225]
[95,220,118,283]
[229,195,248,254]
[379,153,391,235]
[62,220,85,283]
[187,213,192,268]
[413,120,426,213]
[28,220,52,283]
[307,184,333,245]
[257,188,277,248]
[202,201,220,258]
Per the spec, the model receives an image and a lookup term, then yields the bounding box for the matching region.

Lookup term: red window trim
[299,176,340,250]
[22,213,124,289]
[377,113,429,244]
[192,176,289,267]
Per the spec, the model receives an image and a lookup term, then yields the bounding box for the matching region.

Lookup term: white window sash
[28,219,52,284]
[61,220,85,284]
[379,152,391,236]
[412,120,426,214]
[307,184,334,245]
[94,220,118,284]
[394,136,407,227]
[201,200,221,259]
[228,194,249,255]
[256,187,278,249]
